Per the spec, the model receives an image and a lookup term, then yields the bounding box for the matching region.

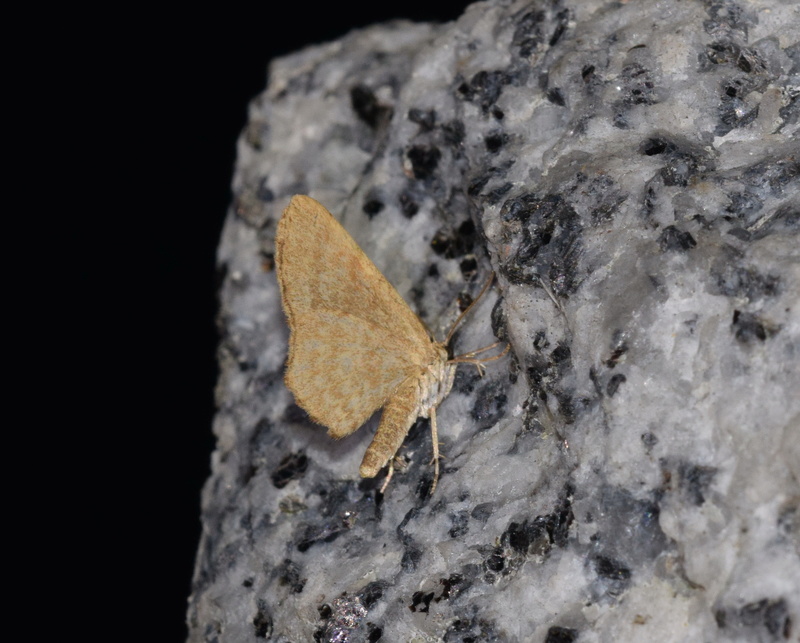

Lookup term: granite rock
[189,1,799,641]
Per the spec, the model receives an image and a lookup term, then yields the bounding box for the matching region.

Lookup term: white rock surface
[189,1,799,641]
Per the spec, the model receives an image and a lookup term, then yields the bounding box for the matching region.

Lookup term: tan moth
[275,195,506,494]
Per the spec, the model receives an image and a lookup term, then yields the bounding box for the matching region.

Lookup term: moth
[275,195,506,494]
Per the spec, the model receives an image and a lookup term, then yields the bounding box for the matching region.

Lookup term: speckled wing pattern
[275,195,438,438]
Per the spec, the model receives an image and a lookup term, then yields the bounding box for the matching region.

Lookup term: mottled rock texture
[189,1,799,641]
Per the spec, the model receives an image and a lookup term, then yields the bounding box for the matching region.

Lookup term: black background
[122,2,476,639]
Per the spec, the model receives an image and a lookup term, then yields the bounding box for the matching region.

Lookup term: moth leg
[450,342,510,377]
[379,459,395,494]
[453,340,503,359]
[429,406,441,495]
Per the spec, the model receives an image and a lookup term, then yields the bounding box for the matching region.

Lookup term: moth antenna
[445,272,496,347]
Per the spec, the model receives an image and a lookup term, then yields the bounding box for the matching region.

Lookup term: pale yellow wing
[284,310,425,436]
[276,195,434,357]
[276,195,438,436]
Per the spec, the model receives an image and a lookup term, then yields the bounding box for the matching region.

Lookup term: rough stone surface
[189,1,799,641]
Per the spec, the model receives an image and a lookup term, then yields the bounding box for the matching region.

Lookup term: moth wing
[359,376,422,478]
[284,310,426,437]
[276,195,434,364]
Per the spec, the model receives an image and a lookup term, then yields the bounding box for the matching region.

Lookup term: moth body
[416,345,456,421]
[276,195,504,494]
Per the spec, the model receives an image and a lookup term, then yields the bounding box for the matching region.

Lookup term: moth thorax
[417,347,456,419]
